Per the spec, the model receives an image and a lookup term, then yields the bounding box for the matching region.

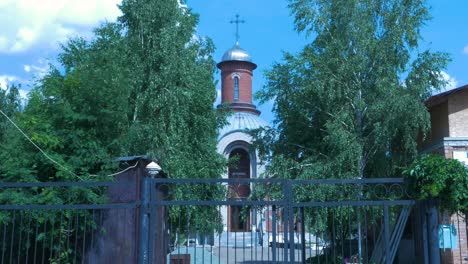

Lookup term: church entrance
[228,148,251,232]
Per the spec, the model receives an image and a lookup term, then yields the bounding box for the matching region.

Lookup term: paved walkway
[168,246,319,263]
[168,247,222,264]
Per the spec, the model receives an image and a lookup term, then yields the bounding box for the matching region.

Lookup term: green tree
[254,0,450,181]
[0,0,225,260]
[0,84,21,142]
[250,2,451,261]
[1,0,224,182]
[0,25,131,183]
[119,0,224,180]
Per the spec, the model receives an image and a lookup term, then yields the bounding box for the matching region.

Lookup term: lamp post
[146,161,162,178]
[138,161,162,264]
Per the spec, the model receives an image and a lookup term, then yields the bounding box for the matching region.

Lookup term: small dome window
[234,76,239,101]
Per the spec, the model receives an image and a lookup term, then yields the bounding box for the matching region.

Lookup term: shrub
[403,154,468,213]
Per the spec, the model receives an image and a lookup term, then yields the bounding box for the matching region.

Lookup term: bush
[403,154,468,213]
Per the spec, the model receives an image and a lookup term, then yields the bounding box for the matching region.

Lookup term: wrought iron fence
[0,181,139,264]
[155,178,415,264]
[1,178,445,264]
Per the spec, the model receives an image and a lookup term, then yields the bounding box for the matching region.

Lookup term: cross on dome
[230,14,245,43]
[219,14,256,64]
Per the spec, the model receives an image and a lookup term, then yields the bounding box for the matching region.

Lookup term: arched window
[234,76,239,100]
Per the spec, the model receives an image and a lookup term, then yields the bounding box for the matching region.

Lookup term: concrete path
[168,246,320,263]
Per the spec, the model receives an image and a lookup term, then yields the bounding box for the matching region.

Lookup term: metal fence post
[421,202,429,264]
[148,177,156,263]
[272,205,277,262]
[301,207,306,264]
[384,205,390,264]
[427,199,440,264]
[138,161,162,264]
[138,175,151,264]
[283,208,289,262]
[357,204,363,262]
[285,180,295,262]
[282,181,289,261]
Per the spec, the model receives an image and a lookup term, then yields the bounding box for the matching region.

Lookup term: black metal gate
[1,177,434,264]
[154,177,417,264]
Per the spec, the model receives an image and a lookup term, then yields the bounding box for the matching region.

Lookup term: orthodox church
[216,39,269,237]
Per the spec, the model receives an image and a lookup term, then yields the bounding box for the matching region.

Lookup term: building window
[234,76,239,101]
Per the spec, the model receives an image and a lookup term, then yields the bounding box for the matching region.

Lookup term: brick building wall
[449,89,468,137]
[424,86,468,264]
[428,101,449,146]
[439,210,468,264]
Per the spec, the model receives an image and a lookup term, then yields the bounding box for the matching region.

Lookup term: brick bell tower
[216,15,261,116]
[216,15,269,234]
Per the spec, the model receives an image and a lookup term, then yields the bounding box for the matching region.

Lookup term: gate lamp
[146,161,162,178]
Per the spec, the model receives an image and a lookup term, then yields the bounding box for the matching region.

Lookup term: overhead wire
[0,108,139,179]
[89,160,140,177]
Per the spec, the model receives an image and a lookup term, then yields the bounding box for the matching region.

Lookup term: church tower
[216,41,260,115]
[216,15,268,234]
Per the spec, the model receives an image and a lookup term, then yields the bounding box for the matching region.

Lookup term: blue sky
[0,0,467,124]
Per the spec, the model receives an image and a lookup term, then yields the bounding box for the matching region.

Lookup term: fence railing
[0,181,140,264]
[151,177,414,264]
[1,178,453,264]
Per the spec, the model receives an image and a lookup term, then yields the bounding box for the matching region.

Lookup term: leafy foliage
[0,84,21,143]
[1,0,224,182]
[404,154,468,213]
[253,0,450,181]
[0,0,225,260]
[249,0,451,250]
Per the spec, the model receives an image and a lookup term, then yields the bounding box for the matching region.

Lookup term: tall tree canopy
[255,0,449,180]
[0,0,224,183]
[0,84,21,141]
[0,3,224,258]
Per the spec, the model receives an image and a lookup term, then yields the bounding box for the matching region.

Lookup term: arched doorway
[228,148,251,232]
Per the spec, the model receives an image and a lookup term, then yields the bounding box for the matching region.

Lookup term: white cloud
[10,26,40,52]
[463,45,468,55]
[23,59,50,78]
[440,71,458,90]
[0,0,122,53]
[0,75,18,90]
[18,89,29,100]
[0,75,29,99]
[433,71,458,95]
